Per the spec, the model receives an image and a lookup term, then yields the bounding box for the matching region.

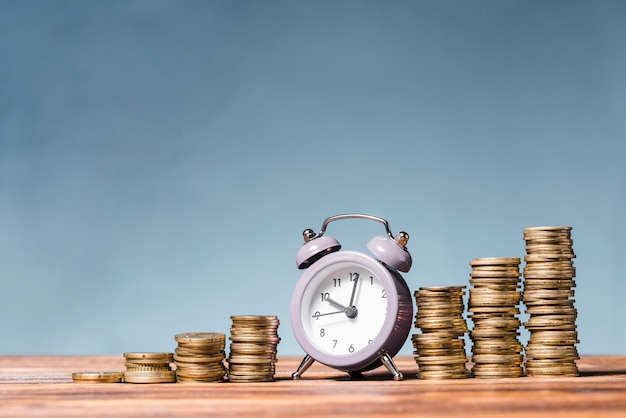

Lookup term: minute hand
[313,310,344,318]
[348,275,359,307]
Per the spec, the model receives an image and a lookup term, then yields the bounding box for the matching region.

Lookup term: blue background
[1,0,625,357]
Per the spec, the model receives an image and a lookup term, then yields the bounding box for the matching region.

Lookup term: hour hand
[326,297,358,319]
[326,297,349,312]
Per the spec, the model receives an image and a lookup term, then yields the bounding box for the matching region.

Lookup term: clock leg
[379,351,403,381]
[291,354,315,380]
[348,371,365,380]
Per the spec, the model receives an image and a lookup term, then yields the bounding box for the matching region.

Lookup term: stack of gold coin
[174,332,227,383]
[523,226,579,377]
[411,286,469,379]
[468,257,524,378]
[123,352,176,383]
[227,315,280,383]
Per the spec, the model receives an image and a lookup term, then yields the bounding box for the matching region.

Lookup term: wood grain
[1,356,625,417]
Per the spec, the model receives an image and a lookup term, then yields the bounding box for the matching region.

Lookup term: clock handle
[317,213,395,238]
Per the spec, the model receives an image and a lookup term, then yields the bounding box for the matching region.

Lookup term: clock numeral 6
[348,344,355,353]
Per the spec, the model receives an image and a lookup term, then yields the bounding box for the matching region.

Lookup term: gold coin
[524,226,572,231]
[525,348,579,360]
[524,280,576,290]
[523,289,575,298]
[72,371,124,383]
[524,259,574,267]
[176,365,227,375]
[231,315,279,324]
[175,362,227,371]
[228,376,275,383]
[469,258,520,266]
[524,254,576,263]
[524,268,576,277]
[417,285,466,290]
[125,362,172,371]
[123,352,173,362]
[174,353,225,364]
[471,353,523,363]
[176,377,225,383]
[472,346,523,355]
[175,346,225,356]
[525,360,579,376]
[471,316,521,328]
[470,265,521,272]
[468,306,520,314]
[470,270,521,277]
[472,364,523,378]
[123,370,176,384]
[415,355,468,365]
[417,371,468,380]
[471,329,520,338]
[175,332,226,344]
[228,356,277,365]
[469,277,521,284]
[229,334,281,343]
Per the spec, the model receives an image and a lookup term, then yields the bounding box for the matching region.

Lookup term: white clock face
[300,261,388,356]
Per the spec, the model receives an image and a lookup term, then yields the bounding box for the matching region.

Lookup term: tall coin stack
[227,315,280,383]
[123,352,176,383]
[174,332,228,383]
[411,286,469,379]
[468,258,524,378]
[523,226,579,377]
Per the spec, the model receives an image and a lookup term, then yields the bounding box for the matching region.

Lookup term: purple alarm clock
[290,214,414,381]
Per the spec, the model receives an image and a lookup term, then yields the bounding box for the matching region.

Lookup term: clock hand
[312,310,344,318]
[326,297,358,319]
[326,297,349,312]
[348,274,359,308]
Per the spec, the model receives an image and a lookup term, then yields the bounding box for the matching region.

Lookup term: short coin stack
[412,286,469,379]
[72,371,124,384]
[468,257,524,378]
[227,315,280,382]
[523,226,579,377]
[174,332,228,383]
[123,352,176,383]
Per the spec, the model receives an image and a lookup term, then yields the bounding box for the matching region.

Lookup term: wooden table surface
[1,356,625,417]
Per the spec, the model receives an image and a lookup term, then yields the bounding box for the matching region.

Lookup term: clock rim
[290,251,404,370]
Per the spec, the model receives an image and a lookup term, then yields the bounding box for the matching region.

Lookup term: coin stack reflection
[468,258,524,378]
[228,315,280,382]
[523,226,579,377]
[174,332,227,383]
[412,286,469,379]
